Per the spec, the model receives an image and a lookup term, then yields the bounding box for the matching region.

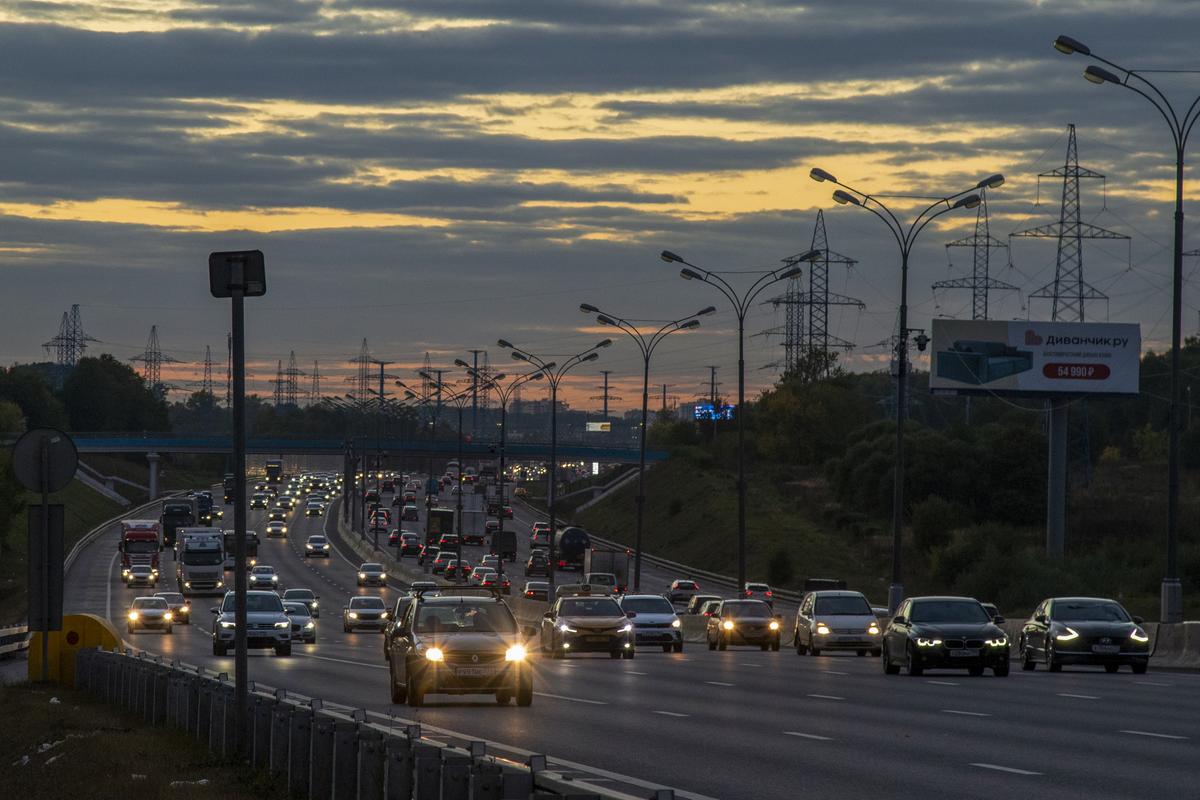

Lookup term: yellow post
[28,614,122,687]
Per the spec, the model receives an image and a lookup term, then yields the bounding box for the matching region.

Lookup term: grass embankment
[0,682,286,800]
[84,453,222,505]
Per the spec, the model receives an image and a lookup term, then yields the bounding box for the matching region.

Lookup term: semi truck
[554,526,592,572]
[222,473,237,504]
[582,547,631,593]
[222,529,260,570]
[119,520,162,579]
[161,498,196,549]
[425,507,455,546]
[175,527,225,595]
[265,458,283,484]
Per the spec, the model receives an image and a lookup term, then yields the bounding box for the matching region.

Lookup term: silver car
[618,594,683,652]
[793,590,882,657]
[127,596,173,634]
[211,590,292,656]
[343,595,388,632]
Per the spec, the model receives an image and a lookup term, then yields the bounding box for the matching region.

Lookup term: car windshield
[130,566,152,574]
[182,551,224,566]
[362,564,382,571]
[622,597,674,614]
[252,567,274,575]
[350,597,386,609]
[674,581,696,589]
[132,598,167,609]
[814,596,872,615]
[308,537,326,544]
[559,598,622,617]
[723,601,771,619]
[284,590,315,600]
[125,541,158,553]
[223,594,283,613]
[164,504,192,515]
[284,603,310,617]
[909,600,989,624]
[156,593,183,603]
[415,602,518,634]
[746,584,769,592]
[1053,601,1131,622]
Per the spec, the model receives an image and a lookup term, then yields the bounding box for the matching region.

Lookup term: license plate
[949,648,980,658]
[586,636,609,643]
[1091,644,1120,654]
[455,666,498,677]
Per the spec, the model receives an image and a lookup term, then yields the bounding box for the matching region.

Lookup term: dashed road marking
[806,694,844,701]
[1119,730,1188,740]
[970,763,1041,776]
[925,680,959,686]
[1134,681,1172,687]
[1056,693,1100,700]
[651,710,689,717]
[535,692,607,705]
[783,731,833,741]
[704,681,734,687]
[941,709,990,717]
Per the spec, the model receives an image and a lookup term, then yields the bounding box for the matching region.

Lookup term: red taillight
[557,560,566,567]
[525,591,533,597]
[765,591,773,597]
[743,591,751,597]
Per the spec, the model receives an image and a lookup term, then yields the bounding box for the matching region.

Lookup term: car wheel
[717,636,727,651]
[993,661,1010,677]
[610,649,621,659]
[1131,660,1148,675]
[760,642,769,651]
[1020,640,1036,671]
[344,625,351,633]
[623,648,635,659]
[795,635,808,656]
[1046,645,1062,672]
[276,644,291,657]
[673,642,683,654]
[166,625,173,635]
[810,646,821,657]
[771,639,780,652]
[707,636,716,651]
[883,643,900,675]
[856,650,866,657]
[662,644,672,653]
[968,666,984,677]
[1104,663,1120,674]
[870,648,882,658]
[906,644,923,677]
[389,662,407,704]
[407,674,425,707]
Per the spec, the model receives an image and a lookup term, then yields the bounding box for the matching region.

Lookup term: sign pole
[39,437,49,682]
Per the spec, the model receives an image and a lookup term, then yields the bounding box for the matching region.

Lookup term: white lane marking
[105,547,120,621]
[1119,730,1188,740]
[299,653,387,670]
[1134,681,1172,687]
[625,670,648,676]
[823,670,850,676]
[925,680,959,686]
[941,709,991,717]
[651,710,689,717]
[740,662,762,667]
[1056,693,1100,700]
[970,763,1041,776]
[704,681,734,687]
[783,731,833,741]
[534,692,607,705]
[806,694,844,701]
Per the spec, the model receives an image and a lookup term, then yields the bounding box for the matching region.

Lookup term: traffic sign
[12,428,77,493]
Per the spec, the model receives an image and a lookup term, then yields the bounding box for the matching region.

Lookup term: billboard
[694,403,735,420]
[929,319,1140,396]
[586,421,612,432]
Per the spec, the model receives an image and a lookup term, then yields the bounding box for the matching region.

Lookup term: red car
[502,505,514,519]
[432,553,453,574]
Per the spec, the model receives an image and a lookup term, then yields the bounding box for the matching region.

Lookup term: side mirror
[892,615,907,625]
[993,615,1005,624]
[1133,615,1144,624]
[210,608,219,614]
[543,611,553,619]
[1035,613,1047,624]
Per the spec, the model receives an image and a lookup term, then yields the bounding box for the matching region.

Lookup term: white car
[127,596,173,634]
[249,565,280,588]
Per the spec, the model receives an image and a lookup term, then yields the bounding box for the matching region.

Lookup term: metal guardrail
[74,647,665,800]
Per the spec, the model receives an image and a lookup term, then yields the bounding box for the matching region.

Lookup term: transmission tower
[1012,124,1129,322]
[270,360,285,408]
[308,361,322,405]
[590,370,622,417]
[700,366,722,405]
[200,346,215,395]
[346,339,372,406]
[43,304,98,367]
[129,325,178,397]
[761,211,865,374]
[933,188,1018,319]
[279,351,305,407]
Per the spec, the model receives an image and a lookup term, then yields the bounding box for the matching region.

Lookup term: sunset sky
[2,0,1198,411]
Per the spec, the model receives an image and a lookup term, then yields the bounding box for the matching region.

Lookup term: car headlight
[348,612,358,619]
[184,582,191,589]
[216,581,224,588]
[1055,627,1079,642]
[380,611,388,619]
[128,612,138,621]
[916,638,943,647]
[163,612,173,621]
[1130,627,1149,643]
[815,623,831,636]
[425,647,444,662]
[671,618,681,629]
[274,621,290,629]
[505,644,527,662]
[985,637,1007,647]
[306,544,313,549]
[379,573,387,580]
[769,621,780,631]
[305,621,315,629]
[219,620,236,629]
[721,620,734,631]
[358,572,366,579]
[558,623,576,633]
[867,623,881,635]
[619,623,633,633]
[311,601,318,608]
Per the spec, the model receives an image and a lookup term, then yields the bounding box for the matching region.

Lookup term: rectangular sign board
[585,422,611,432]
[929,319,1140,396]
[693,403,735,420]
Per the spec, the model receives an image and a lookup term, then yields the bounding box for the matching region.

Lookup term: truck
[161,498,197,549]
[195,492,215,525]
[265,458,283,484]
[583,547,631,594]
[175,528,226,595]
[222,529,260,571]
[554,526,591,572]
[222,473,237,504]
[425,507,455,546]
[118,520,162,579]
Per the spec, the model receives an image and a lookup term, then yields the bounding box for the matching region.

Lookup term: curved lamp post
[810,166,1001,612]
[656,251,820,593]
[1053,34,1198,622]
[418,374,474,580]
[497,338,611,592]
[578,304,713,591]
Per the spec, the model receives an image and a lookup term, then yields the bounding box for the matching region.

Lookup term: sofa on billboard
[936,339,1033,385]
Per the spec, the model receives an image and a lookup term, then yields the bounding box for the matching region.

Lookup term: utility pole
[933,188,1016,320]
[468,349,485,439]
[591,370,622,419]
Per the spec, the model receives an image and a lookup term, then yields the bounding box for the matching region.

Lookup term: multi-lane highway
[65,475,1198,800]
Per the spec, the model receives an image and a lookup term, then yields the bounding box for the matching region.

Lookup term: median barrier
[680,616,708,643]
[71,647,662,799]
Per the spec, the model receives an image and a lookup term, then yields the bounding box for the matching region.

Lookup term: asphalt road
[66,479,1199,800]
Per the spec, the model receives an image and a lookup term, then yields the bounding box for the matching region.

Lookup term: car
[373,508,392,524]
[980,602,1001,620]
[522,581,549,601]
[250,493,268,509]
[438,533,461,551]
[531,521,551,534]
[686,594,722,615]
[882,596,1010,677]
[370,517,389,532]
[698,599,722,617]
[305,502,324,517]
[530,531,551,549]
[403,491,418,504]
[277,496,295,510]
[418,545,440,566]
[153,591,190,624]
[584,572,622,595]
[284,601,318,644]
[706,599,783,651]
[401,505,420,522]
[249,565,280,589]
[540,589,634,659]
[450,485,461,496]
[431,553,453,574]
[524,552,549,577]
[344,595,388,632]
[358,562,387,586]
[513,487,527,498]
[364,490,380,504]
[480,573,511,595]
[793,590,882,657]
[212,590,292,656]
[282,588,320,618]
[619,594,683,653]
[1019,596,1150,674]
[127,596,173,634]
[386,588,534,707]
[743,582,774,607]
[410,580,439,594]
[444,560,472,580]
[124,564,156,588]
[668,579,700,604]
[304,534,331,558]
[485,519,501,536]
[268,507,288,523]
[265,520,288,538]
[501,505,514,519]
[468,566,491,584]
[383,593,420,661]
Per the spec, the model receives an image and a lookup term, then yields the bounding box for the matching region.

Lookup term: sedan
[706,600,781,651]
[743,582,774,607]
[357,563,387,586]
[401,505,420,522]
[343,596,388,632]
[304,535,331,558]
[281,588,320,618]
[127,596,173,634]
[305,502,324,517]
[883,596,1009,677]
[1019,596,1149,674]
[265,520,288,538]
[480,573,511,595]
[524,553,549,577]
[793,590,882,657]
[619,594,683,653]
[444,560,472,580]
[523,581,549,601]
[153,591,190,625]
[431,553,452,574]
[418,545,440,566]
[125,565,157,588]
[249,566,280,589]
[668,579,700,604]
[284,601,318,644]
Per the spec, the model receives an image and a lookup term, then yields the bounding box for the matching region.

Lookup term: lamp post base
[887,583,905,616]
[1160,578,1183,624]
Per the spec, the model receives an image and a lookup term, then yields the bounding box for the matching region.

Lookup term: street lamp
[578,304,712,590]
[1054,35,1197,623]
[809,166,1000,613]
[658,250,819,593]
[498,338,611,592]
[419,374,474,581]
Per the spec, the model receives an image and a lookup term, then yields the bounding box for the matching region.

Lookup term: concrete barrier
[680,616,708,644]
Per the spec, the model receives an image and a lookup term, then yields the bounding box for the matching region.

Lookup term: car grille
[637,622,673,629]
[444,652,504,665]
[578,626,615,634]
[291,623,302,632]
[249,623,277,631]
[943,639,985,649]
[356,612,381,620]
[833,627,860,635]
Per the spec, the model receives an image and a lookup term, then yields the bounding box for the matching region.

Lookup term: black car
[883,596,1010,677]
[383,593,418,661]
[524,552,549,577]
[387,588,534,707]
[1019,596,1150,674]
[706,600,782,651]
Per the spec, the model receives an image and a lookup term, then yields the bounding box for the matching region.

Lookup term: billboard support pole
[1046,397,1069,558]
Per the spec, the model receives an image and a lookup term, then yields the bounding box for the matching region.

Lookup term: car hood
[1051,620,1140,636]
[628,612,677,625]
[135,608,168,617]
[417,632,521,651]
[813,613,877,628]
[910,622,1003,638]
[217,611,287,624]
[559,615,628,628]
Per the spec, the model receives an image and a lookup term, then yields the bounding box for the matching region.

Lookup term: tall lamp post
[655,252,819,593]
[419,375,474,580]
[497,338,612,592]
[578,304,714,591]
[809,167,1002,612]
[1052,35,1197,623]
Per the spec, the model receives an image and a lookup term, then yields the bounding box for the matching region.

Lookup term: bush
[766,545,795,587]
[911,496,970,553]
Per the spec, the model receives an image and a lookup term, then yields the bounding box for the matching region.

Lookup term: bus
[222,529,260,570]
[265,459,283,484]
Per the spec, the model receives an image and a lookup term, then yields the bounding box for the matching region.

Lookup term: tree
[0,366,67,430]
[61,354,169,432]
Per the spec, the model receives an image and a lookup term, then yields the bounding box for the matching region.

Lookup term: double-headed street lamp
[1052,35,1198,623]
[655,252,819,593]
[498,338,612,592]
[578,304,713,591]
[418,374,474,580]
[810,166,1002,612]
